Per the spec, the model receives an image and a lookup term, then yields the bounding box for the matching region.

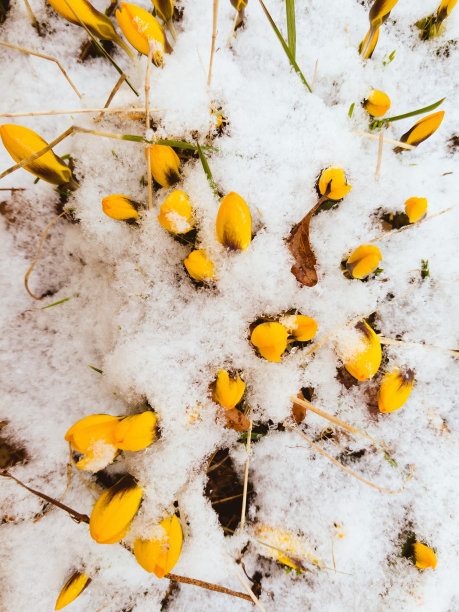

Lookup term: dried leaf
[218,407,251,431]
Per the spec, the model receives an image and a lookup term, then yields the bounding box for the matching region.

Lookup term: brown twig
[145,44,154,211]
[226,558,267,611]
[378,335,459,357]
[208,0,219,86]
[164,573,252,602]
[0,41,81,99]
[353,129,415,150]
[240,418,252,529]
[283,423,414,494]
[33,443,73,522]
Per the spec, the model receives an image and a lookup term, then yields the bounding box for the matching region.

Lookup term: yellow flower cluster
[251,314,318,362]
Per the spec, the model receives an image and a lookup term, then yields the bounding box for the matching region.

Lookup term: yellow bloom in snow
[346,244,382,279]
[65,414,119,472]
[369,0,399,28]
[55,572,91,610]
[157,190,194,234]
[280,315,318,342]
[116,3,171,63]
[134,515,183,577]
[0,124,72,185]
[147,144,181,187]
[378,368,414,413]
[89,474,143,544]
[251,322,288,362]
[216,192,252,251]
[396,111,445,152]
[404,197,427,223]
[151,0,174,22]
[360,27,379,59]
[102,194,140,222]
[213,369,246,409]
[413,542,437,569]
[337,321,382,381]
[364,90,391,117]
[114,411,157,451]
[46,0,134,59]
[184,250,215,282]
[318,167,352,201]
[255,525,320,571]
[231,0,247,10]
[437,0,457,21]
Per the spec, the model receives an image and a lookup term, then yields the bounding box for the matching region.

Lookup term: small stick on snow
[311,59,319,91]
[165,572,253,602]
[145,44,154,211]
[370,206,454,243]
[22,0,40,31]
[226,10,239,47]
[283,423,415,494]
[240,418,252,529]
[33,442,73,522]
[0,41,82,99]
[225,556,267,611]
[0,107,159,118]
[374,129,384,179]
[208,0,219,86]
[353,129,415,150]
[378,335,459,357]
[95,74,127,121]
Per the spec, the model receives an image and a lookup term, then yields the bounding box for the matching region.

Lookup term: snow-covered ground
[1,0,459,610]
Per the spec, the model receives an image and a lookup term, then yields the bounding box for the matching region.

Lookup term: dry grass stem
[226,557,267,611]
[378,335,459,357]
[283,423,414,494]
[145,45,154,211]
[0,41,82,99]
[374,129,384,179]
[22,0,39,30]
[24,211,67,300]
[208,0,219,86]
[311,58,319,90]
[370,206,454,243]
[0,107,159,118]
[226,10,239,47]
[353,129,415,150]
[33,443,73,522]
[240,418,253,529]
[95,74,127,121]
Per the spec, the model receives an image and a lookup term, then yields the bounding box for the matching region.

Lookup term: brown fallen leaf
[218,407,251,431]
[287,192,329,287]
[292,391,307,424]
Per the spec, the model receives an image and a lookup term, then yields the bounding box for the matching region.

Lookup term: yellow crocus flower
[346,245,382,279]
[113,412,157,451]
[116,2,171,63]
[216,191,252,251]
[251,322,288,362]
[378,368,414,413]
[360,26,379,59]
[281,315,318,342]
[404,197,427,223]
[65,414,119,471]
[337,321,382,381]
[102,194,141,222]
[55,572,91,610]
[396,111,445,152]
[212,369,245,409]
[184,249,215,282]
[147,144,181,187]
[134,515,183,577]
[369,0,399,28]
[157,190,194,234]
[318,167,352,201]
[0,124,72,185]
[437,0,457,21]
[89,474,143,544]
[364,89,391,117]
[413,542,437,569]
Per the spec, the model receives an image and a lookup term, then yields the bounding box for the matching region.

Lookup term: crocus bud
[157,190,194,234]
[134,515,183,577]
[346,245,382,279]
[413,542,437,569]
[46,0,134,59]
[113,411,157,451]
[0,124,72,186]
[102,194,140,222]
[369,0,399,27]
[336,321,382,381]
[364,90,391,117]
[65,414,119,472]
[147,144,180,187]
[378,368,414,413]
[151,0,174,22]
[212,369,245,409]
[216,192,252,251]
[360,27,379,59]
[255,525,320,571]
[404,197,427,223]
[395,111,445,152]
[318,167,352,201]
[55,572,91,610]
[251,322,288,362]
[184,250,215,282]
[437,0,457,22]
[280,315,318,342]
[231,0,247,10]
[89,474,142,544]
[116,2,172,63]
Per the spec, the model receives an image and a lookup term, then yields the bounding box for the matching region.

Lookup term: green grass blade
[122,134,215,151]
[380,97,445,125]
[40,297,72,309]
[258,0,311,93]
[196,143,219,197]
[88,365,103,374]
[286,0,296,60]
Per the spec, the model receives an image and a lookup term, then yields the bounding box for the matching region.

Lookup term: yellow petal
[65,414,119,454]
[116,2,167,62]
[231,0,247,10]
[369,0,399,27]
[337,321,382,381]
[113,411,157,451]
[157,190,194,233]
[364,89,391,117]
[102,194,140,222]
[360,27,379,59]
[47,0,118,41]
[151,0,174,22]
[346,244,382,279]
[438,0,457,20]
[213,369,246,410]
[184,250,215,282]
[255,525,320,571]
[413,542,437,569]
[318,167,352,201]
[0,124,72,185]
[400,111,445,148]
[280,315,318,342]
[404,197,427,223]
[89,474,142,544]
[216,191,252,251]
[251,322,288,362]
[55,572,91,610]
[147,144,180,187]
[134,514,183,577]
[378,368,414,413]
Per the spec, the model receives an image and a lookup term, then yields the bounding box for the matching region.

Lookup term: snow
[1,0,459,610]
